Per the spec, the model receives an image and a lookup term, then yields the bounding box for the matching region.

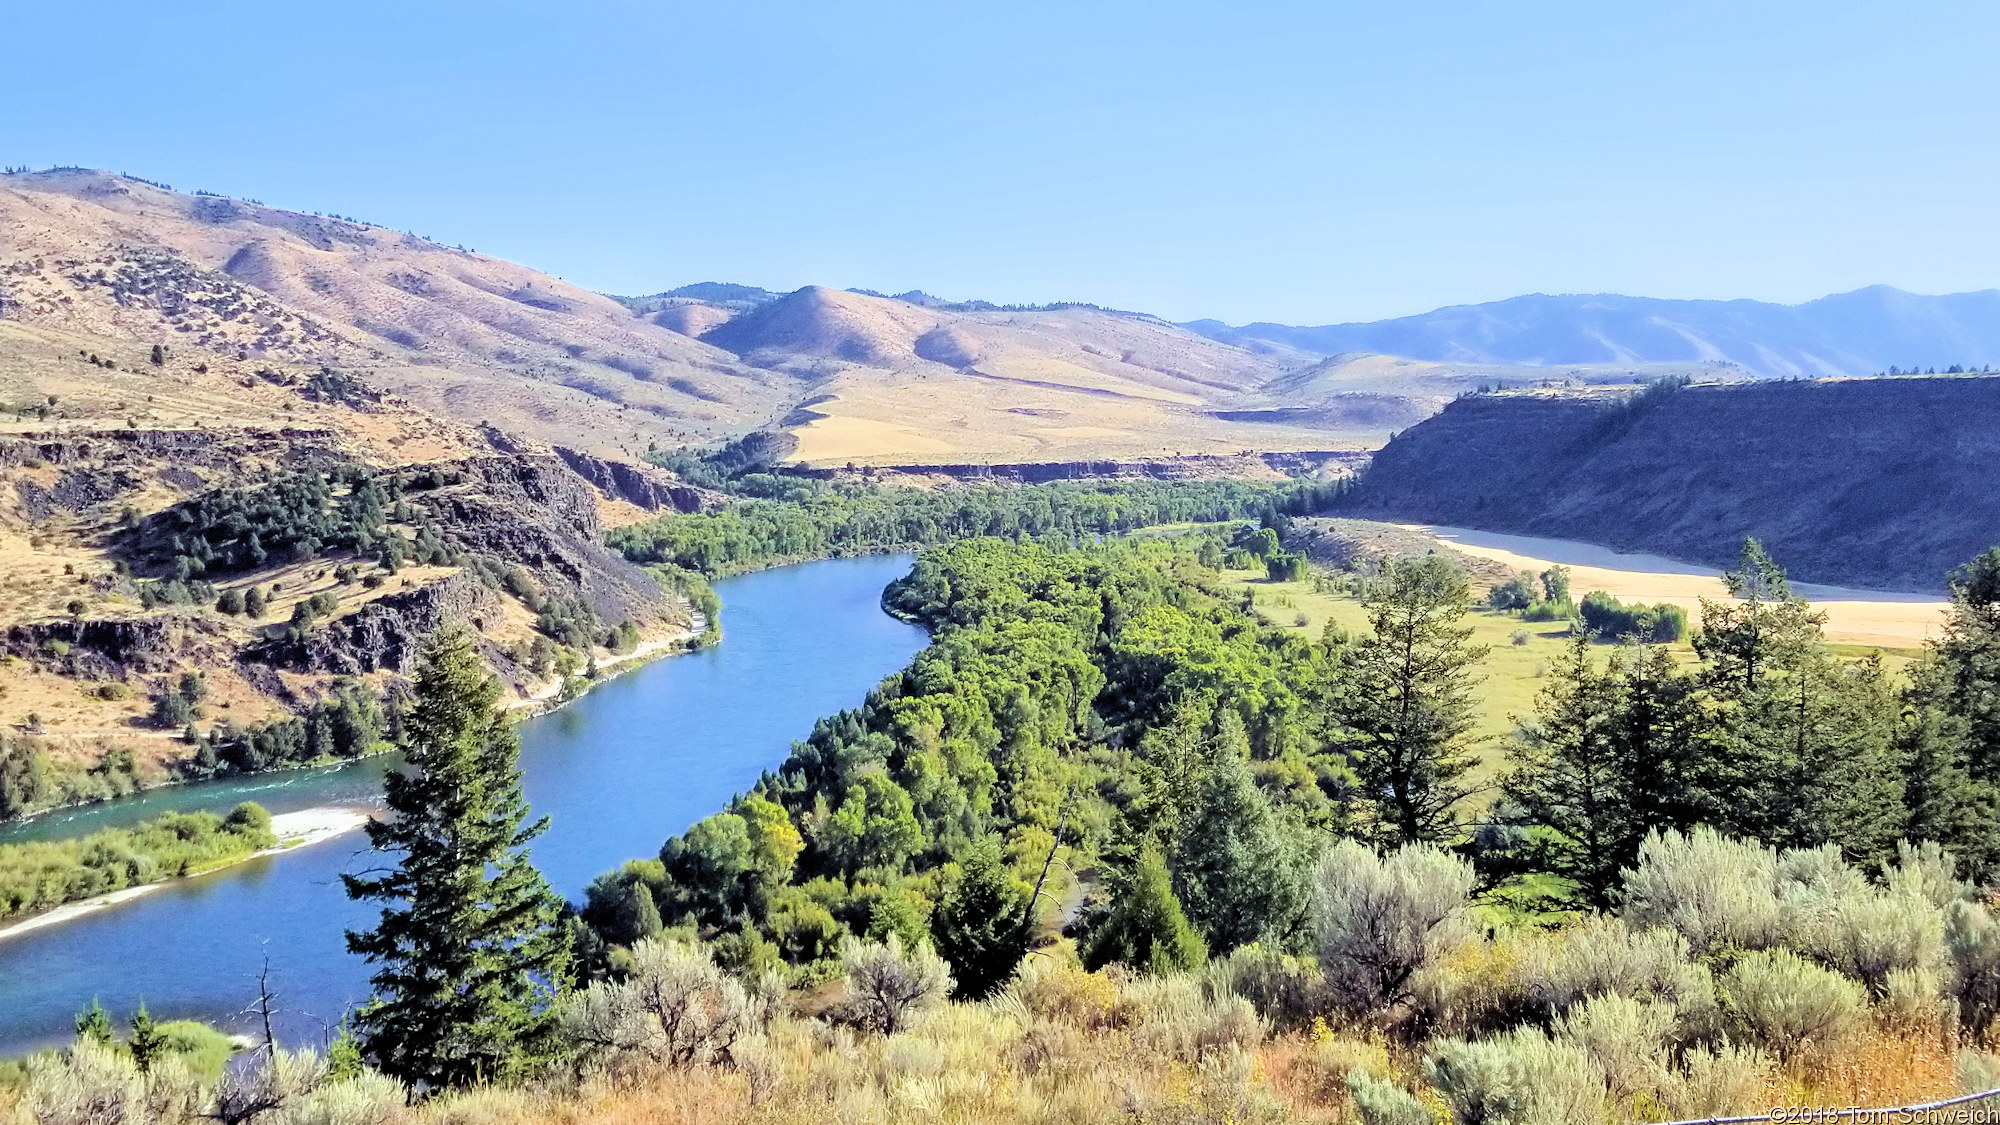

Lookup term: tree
[1694,538,1819,695]
[344,626,570,1090]
[929,835,1030,999]
[1169,716,1314,952]
[1899,548,2000,877]
[1695,543,1904,861]
[1539,565,1571,606]
[1502,631,1627,908]
[1082,847,1208,974]
[1326,555,1487,845]
[74,999,114,1044]
[149,343,165,366]
[128,1004,164,1074]
[243,585,267,618]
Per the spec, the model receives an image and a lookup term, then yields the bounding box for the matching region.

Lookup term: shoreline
[0,807,373,944]
[507,617,707,714]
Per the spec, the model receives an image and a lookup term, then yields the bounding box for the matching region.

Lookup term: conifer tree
[1900,548,2000,876]
[1696,541,1904,860]
[1169,712,1313,952]
[1503,631,1627,908]
[928,835,1030,999]
[1082,847,1208,974]
[344,626,569,1090]
[1326,554,1486,845]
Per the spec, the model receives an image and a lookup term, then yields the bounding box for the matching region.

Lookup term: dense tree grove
[0,802,274,918]
[605,476,1344,577]
[129,466,451,578]
[582,536,1338,991]
[579,529,2000,999]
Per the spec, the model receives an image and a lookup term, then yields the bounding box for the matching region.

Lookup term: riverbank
[0,807,372,944]
[508,616,707,715]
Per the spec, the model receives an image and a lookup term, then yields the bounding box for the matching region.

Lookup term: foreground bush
[560,938,756,1075]
[1313,840,1476,1019]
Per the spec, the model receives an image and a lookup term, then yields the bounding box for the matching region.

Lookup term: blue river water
[0,555,926,1056]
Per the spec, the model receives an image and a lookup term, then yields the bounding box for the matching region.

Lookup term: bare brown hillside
[0,168,1715,469]
[683,286,1356,464]
[0,170,799,457]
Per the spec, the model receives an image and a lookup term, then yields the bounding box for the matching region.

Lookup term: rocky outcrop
[3,614,237,679]
[404,455,687,631]
[1338,377,2000,591]
[552,447,710,513]
[251,570,503,675]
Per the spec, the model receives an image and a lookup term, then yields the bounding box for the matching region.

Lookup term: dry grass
[1419,524,1947,654]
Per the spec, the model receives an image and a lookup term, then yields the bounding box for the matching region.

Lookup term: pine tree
[74,999,113,1044]
[1899,548,2000,877]
[128,1004,164,1074]
[1082,847,1208,974]
[1327,555,1486,845]
[1169,713,1313,952]
[1695,542,1905,860]
[1606,641,1711,837]
[929,835,1030,1000]
[344,626,570,1090]
[1502,631,1627,908]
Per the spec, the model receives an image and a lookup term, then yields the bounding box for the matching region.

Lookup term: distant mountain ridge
[1183,287,2000,378]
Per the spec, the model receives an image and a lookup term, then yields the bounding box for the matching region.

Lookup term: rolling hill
[1186,288,2000,378]
[0,170,799,457]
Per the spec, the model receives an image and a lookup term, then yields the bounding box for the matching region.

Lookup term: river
[0,554,927,1057]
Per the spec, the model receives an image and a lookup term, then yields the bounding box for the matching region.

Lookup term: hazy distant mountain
[1184,288,2000,378]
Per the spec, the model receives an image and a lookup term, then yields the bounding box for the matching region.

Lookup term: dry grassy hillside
[4,168,1693,469]
[0,311,703,784]
[685,286,1355,464]
[0,170,799,457]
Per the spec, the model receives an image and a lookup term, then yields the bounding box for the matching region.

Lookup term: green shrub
[1620,828,1781,955]
[836,933,952,1036]
[1313,839,1476,1018]
[1424,1028,1605,1125]
[1551,992,1674,1100]
[1947,900,2000,1036]
[1521,914,1715,1035]
[0,804,274,918]
[1204,943,1329,1030]
[1722,948,1866,1058]
[1577,590,1687,642]
[1348,1068,1430,1125]
[1663,1041,1772,1118]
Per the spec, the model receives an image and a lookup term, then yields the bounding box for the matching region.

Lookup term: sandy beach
[0,806,374,944]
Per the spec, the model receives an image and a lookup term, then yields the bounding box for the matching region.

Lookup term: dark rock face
[552,447,708,513]
[3,614,236,678]
[405,455,687,631]
[249,455,691,680]
[0,428,352,519]
[1338,376,2000,591]
[252,570,503,675]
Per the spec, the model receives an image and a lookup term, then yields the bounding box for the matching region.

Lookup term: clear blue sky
[8,2,1998,324]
